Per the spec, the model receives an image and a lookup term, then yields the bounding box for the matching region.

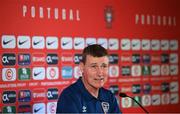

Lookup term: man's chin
[93,84,104,89]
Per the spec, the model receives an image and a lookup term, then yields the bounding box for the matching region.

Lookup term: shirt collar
[77,77,103,101]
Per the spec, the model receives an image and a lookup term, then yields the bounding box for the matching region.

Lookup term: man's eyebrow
[101,63,108,66]
[90,63,108,65]
[102,63,108,65]
[89,63,97,65]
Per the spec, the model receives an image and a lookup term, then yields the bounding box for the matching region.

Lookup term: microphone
[119,93,149,114]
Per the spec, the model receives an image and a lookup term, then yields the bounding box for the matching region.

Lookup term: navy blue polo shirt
[56,78,121,113]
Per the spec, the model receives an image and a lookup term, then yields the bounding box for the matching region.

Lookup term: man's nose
[96,67,104,75]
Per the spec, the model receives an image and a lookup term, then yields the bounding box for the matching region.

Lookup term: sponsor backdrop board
[0,0,179,113]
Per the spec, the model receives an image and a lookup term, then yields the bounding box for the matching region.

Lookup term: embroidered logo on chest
[82,106,87,112]
[101,102,109,113]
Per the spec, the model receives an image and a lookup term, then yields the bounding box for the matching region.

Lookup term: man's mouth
[94,78,104,81]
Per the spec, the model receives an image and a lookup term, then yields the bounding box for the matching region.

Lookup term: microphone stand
[119,93,149,114]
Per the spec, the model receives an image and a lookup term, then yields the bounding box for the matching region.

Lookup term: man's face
[80,55,109,89]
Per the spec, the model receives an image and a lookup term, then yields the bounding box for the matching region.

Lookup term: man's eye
[102,65,108,68]
[91,65,97,68]
[102,66,107,68]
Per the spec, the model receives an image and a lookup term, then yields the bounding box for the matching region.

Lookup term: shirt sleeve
[56,90,79,113]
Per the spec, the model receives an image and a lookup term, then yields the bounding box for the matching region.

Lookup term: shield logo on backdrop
[104,6,113,28]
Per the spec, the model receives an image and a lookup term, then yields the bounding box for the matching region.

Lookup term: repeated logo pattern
[0,35,179,112]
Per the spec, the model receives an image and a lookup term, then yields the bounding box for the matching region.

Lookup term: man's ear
[79,62,84,74]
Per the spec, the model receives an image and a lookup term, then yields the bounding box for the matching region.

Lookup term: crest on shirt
[82,106,87,112]
[101,102,109,113]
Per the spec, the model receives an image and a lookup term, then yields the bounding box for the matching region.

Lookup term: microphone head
[119,93,127,97]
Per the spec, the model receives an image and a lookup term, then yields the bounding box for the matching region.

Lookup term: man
[56,44,121,113]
